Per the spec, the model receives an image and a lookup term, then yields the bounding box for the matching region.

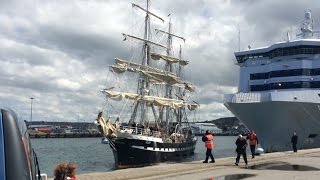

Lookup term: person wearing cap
[235,134,248,166]
[291,132,298,152]
[202,130,215,163]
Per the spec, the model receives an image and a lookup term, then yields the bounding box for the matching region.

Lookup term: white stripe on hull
[116,133,163,143]
[225,101,320,152]
[131,145,195,152]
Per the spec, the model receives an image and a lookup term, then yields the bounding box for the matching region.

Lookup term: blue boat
[101,137,109,144]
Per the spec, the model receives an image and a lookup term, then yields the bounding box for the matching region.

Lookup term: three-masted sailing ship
[96,0,199,168]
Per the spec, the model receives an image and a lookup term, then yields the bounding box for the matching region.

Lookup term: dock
[68,148,320,180]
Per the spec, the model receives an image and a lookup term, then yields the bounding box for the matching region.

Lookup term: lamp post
[30,97,34,127]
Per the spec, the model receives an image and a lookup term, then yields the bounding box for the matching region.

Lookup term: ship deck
[50,148,320,180]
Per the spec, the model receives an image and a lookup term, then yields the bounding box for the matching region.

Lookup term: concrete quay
[74,148,320,180]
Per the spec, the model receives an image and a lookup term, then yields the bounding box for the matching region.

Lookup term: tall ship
[224,11,320,152]
[96,0,198,168]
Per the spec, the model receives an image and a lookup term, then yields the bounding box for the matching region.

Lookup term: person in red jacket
[202,130,215,163]
[246,130,259,158]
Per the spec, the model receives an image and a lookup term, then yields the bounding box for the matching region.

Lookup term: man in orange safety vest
[246,130,259,158]
[202,130,215,163]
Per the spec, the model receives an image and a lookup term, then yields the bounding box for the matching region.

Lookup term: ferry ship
[224,11,320,152]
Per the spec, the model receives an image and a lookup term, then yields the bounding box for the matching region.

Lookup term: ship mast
[127,0,165,125]
[139,0,150,125]
[177,45,184,124]
[155,18,186,128]
[103,1,198,128]
[165,19,173,127]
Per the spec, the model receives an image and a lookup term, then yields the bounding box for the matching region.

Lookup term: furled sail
[110,65,127,73]
[184,82,195,92]
[111,58,176,75]
[151,53,189,66]
[110,58,195,92]
[140,70,179,84]
[102,90,198,110]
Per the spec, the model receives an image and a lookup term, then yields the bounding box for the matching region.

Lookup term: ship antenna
[296,10,320,39]
[238,25,241,51]
[287,30,291,42]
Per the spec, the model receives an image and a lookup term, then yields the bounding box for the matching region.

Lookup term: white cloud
[0,0,319,122]
[56,79,81,90]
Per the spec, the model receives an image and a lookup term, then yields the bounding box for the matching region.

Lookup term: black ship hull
[108,136,197,168]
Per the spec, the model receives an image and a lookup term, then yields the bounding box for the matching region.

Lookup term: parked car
[0,108,47,180]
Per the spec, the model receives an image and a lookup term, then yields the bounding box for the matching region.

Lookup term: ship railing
[224,92,271,103]
[119,125,162,138]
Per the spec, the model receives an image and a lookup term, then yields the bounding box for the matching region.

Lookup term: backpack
[202,135,207,142]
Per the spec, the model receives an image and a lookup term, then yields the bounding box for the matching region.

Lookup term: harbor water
[31,136,239,178]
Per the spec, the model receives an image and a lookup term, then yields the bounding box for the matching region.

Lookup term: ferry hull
[108,137,197,168]
[224,101,320,152]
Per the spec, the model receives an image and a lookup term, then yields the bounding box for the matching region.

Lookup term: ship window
[302,82,310,88]
[237,45,320,63]
[308,134,318,138]
[289,82,303,88]
[250,84,269,91]
[270,70,282,78]
[311,68,320,75]
[270,83,283,89]
[250,73,269,80]
[250,68,311,80]
[310,81,320,88]
[250,81,320,91]
[291,69,303,76]
[302,69,310,76]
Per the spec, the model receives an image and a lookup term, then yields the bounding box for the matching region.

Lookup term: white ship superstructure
[224,11,320,152]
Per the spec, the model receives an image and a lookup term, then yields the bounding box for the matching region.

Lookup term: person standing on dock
[291,132,298,153]
[246,130,259,158]
[202,130,215,163]
[235,134,248,166]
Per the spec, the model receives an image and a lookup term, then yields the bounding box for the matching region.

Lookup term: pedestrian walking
[291,132,298,152]
[235,134,248,166]
[246,130,259,158]
[202,130,215,163]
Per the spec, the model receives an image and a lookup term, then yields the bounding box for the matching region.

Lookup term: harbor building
[190,123,223,135]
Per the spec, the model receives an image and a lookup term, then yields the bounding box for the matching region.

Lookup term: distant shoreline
[28,132,101,138]
[29,132,239,138]
[195,134,240,136]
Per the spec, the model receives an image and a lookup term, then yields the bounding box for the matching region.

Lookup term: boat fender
[255,147,264,155]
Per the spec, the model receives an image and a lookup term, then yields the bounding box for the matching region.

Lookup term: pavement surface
[52,148,320,180]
